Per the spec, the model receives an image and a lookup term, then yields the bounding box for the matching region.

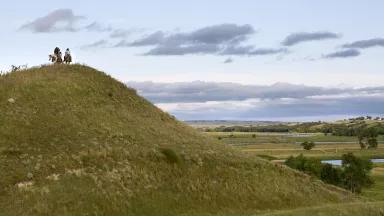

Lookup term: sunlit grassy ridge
[0,64,379,215]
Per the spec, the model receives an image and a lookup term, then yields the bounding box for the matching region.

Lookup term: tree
[320,164,342,186]
[341,153,373,193]
[367,137,378,149]
[301,141,315,150]
[357,127,379,149]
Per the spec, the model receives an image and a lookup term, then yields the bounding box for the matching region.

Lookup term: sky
[1,0,384,121]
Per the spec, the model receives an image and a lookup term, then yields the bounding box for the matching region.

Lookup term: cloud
[126,81,353,103]
[115,24,283,56]
[127,81,384,120]
[81,40,109,49]
[20,9,85,33]
[130,31,166,46]
[128,24,254,47]
[342,38,384,49]
[220,46,287,56]
[223,58,234,64]
[85,22,112,32]
[282,31,340,46]
[157,94,384,121]
[110,29,132,38]
[324,49,360,58]
[144,44,219,56]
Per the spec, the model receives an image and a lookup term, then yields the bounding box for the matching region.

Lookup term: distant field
[205,132,384,160]
[205,131,384,202]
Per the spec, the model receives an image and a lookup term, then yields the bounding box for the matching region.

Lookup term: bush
[285,154,322,176]
[160,148,181,164]
[320,164,342,186]
[301,141,315,150]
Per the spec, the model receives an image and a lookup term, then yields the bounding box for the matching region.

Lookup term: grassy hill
[0,64,381,215]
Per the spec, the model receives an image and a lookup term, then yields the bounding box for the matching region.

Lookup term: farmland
[205,132,384,160]
[203,131,384,201]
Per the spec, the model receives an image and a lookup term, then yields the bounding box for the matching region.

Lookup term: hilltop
[0,65,381,215]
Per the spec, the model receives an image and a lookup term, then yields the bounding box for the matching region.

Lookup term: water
[322,159,384,166]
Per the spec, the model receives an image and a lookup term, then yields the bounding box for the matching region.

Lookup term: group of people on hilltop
[49,47,72,64]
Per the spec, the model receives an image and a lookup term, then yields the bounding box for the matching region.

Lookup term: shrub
[301,141,315,150]
[160,148,181,164]
[285,154,322,176]
[252,134,256,138]
[320,164,342,186]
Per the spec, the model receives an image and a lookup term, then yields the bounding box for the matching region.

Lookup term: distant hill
[0,65,381,215]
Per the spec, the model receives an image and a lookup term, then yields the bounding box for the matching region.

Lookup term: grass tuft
[160,148,181,164]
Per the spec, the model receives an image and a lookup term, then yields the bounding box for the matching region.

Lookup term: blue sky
[2,0,384,121]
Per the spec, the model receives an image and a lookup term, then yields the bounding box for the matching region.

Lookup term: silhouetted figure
[56,51,63,64]
[64,48,72,64]
[54,47,60,56]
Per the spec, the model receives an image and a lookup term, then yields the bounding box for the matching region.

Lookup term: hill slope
[0,65,376,215]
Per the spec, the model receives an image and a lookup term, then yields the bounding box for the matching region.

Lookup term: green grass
[362,164,384,201]
[1,64,373,215]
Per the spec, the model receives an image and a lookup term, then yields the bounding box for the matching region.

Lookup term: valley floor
[205,132,384,202]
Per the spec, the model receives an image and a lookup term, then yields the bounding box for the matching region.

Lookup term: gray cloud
[81,40,109,49]
[115,24,283,56]
[110,29,133,38]
[282,32,340,46]
[324,49,360,58]
[20,9,85,33]
[85,22,113,32]
[223,58,234,64]
[128,24,254,47]
[126,81,355,103]
[144,44,219,56]
[160,95,384,121]
[127,81,384,120]
[343,38,384,49]
[220,46,287,56]
[130,31,166,46]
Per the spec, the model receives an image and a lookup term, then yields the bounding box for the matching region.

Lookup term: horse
[49,54,63,64]
[64,54,72,64]
[49,54,57,63]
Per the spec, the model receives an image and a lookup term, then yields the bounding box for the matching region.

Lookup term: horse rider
[54,47,60,56]
[56,51,63,64]
[64,48,72,64]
